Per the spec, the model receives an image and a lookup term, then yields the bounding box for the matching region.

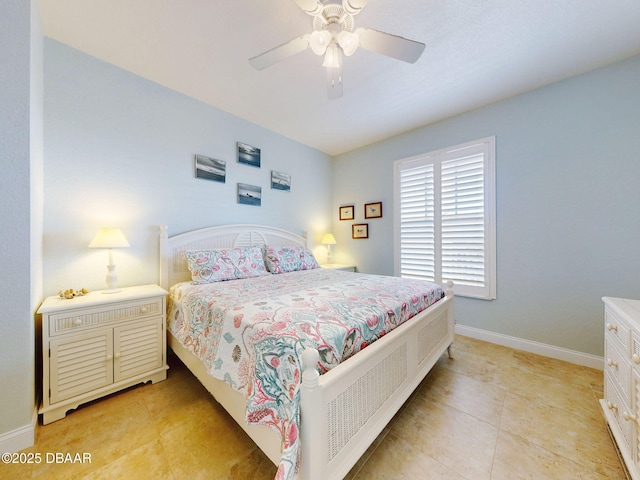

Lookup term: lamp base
[104,264,119,293]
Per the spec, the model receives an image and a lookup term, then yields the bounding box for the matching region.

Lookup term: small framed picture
[237,142,261,168]
[195,154,226,183]
[339,205,355,221]
[352,223,369,239]
[271,171,291,192]
[237,183,262,206]
[364,202,383,219]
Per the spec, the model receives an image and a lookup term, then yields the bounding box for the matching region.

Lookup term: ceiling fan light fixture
[309,30,332,55]
[322,43,342,68]
[337,30,359,56]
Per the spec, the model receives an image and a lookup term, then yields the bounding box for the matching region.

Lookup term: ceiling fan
[248,0,426,99]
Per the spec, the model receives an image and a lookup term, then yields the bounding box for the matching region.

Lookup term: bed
[159,224,455,480]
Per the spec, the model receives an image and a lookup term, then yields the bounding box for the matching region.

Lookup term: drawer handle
[106,354,113,362]
[607,358,618,368]
[73,318,83,326]
[114,352,121,359]
[606,323,618,332]
[623,411,637,423]
[607,401,618,412]
[633,354,640,365]
[140,306,148,314]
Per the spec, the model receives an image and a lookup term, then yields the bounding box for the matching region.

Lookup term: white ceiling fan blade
[356,28,425,63]
[326,65,343,99]
[293,0,323,16]
[342,0,370,15]
[248,35,310,70]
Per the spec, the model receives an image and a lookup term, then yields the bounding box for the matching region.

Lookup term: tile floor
[1,335,626,479]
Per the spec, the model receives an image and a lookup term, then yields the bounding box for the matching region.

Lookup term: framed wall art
[237,142,261,168]
[364,201,382,219]
[339,205,354,221]
[237,183,262,206]
[195,154,226,183]
[352,223,369,239]
[271,171,291,192]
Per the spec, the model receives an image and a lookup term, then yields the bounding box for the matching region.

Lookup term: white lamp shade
[88,228,130,249]
[309,30,332,55]
[321,233,337,245]
[337,30,359,56]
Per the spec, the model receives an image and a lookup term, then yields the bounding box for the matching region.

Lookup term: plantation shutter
[398,163,435,281]
[394,137,496,300]
[441,153,485,288]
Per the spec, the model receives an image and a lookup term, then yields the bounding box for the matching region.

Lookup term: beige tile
[227,447,277,480]
[492,430,621,480]
[391,394,498,480]
[500,392,623,478]
[499,365,604,424]
[442,336,518,385]
[350,430,467,480]
[23,385,158,479]
[420,364,506,427]
[81,440,174,480]
[159,405,260,479]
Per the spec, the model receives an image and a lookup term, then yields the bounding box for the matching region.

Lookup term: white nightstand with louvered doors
[38,284,168,424]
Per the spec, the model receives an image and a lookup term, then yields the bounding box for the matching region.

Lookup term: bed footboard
[299,289,454,480]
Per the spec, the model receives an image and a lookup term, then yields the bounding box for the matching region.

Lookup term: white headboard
[159,224,308,289]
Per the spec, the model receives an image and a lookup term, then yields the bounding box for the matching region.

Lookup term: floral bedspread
[167,268,443,480]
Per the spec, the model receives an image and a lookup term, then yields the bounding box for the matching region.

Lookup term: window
[393,137,496,300]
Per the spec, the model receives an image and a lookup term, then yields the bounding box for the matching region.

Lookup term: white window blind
[394,137,496,300]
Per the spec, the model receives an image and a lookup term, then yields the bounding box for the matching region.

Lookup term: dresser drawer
[605,339,632,404]
[48,297,164,336]
[605,307,632,355]
[604,372,634,451]
[631,330,640,372]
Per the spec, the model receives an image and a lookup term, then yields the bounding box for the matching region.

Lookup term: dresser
[601,296,640,479]
[38,284,168,424]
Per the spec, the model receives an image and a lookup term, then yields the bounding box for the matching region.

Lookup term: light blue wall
[0,0,41,446]
[43,40,333,296]
[332,55,640,356]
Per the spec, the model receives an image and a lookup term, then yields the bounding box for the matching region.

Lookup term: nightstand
[37,284,168,424]
[321,263,357,272]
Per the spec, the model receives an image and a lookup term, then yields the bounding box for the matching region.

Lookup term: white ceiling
[37,0,640,156]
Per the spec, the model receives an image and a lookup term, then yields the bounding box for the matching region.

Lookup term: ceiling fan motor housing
[313,4,355,33]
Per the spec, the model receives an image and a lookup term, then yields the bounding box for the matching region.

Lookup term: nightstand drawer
[48,297,164,336]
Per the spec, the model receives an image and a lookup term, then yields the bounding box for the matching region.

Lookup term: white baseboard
[455,324,604,371]
[0,409,37,453]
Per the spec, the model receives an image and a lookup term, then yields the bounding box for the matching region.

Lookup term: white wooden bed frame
[159,224,455,480]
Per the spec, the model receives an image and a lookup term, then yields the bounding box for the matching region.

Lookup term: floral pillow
[263,246,320,274]
[184,246,268,284]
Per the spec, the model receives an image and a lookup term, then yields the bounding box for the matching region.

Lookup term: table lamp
[321,233,336,264]
[89,228,130,293]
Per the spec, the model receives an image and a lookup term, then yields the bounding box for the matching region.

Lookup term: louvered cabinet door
[113,317,163,382]
[49,329,114,404]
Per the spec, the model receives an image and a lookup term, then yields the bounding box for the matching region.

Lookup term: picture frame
[195,154,226,183]
[364,201,382,219]
[352,223,369,239]
[339,205,355,221]
[237,183,262,206]
[271,171,291,192]
[237,142,261,168]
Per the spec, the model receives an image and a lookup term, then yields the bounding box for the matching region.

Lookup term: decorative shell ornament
[58,288,90,299]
